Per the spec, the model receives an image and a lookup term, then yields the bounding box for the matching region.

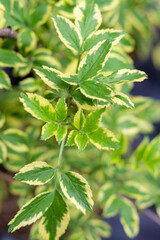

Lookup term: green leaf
[19,77,39,92]
[112,93,134,109]
[17,29,37,54]
[83,108,106,133]
[8,191,55,232]
[0,49,26,67]
[14,161,55,185]
[39,190,70,240]
[34,66,67,90]
[120,198,139,238]
[0,141,7,164]
[55,96,67,122]
[20,92,55,122]
[75,133,88,151]
[60,171,93,214]
[80,80,112,102]
[41,122,58,141]
[0,70,11,89]
[56,125,67,144]
[29,3,51,28]
[52,13,82,54]
[88,128,119,150]
[74,109,85,130]
[104,69,147,84]
[103,195,119,218]
[0,129,28,153]
[65,130,78,146]
[0,112,5,129]
[78,40,112,82]
[84,29,125,51]
[74,0,102,40]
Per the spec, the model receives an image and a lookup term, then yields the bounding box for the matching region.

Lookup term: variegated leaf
[120,198,139,238]
[0,140,7,164]
[52,14,82,54]
[0,112,5,129]
[104,69,147,84]
[88,128,119,150]
[18,29,37,54]
[39,190,70,240]
[0,129,28,153]
[74,109,85,130]
[74,0,102,40]
[14,161,55,185]
[80,80,112,102]
[29,3,51,28]
[75,132,88,152]
[83,107,106,133]
[0,49,26,68]
[0,70,11,90]
[55,96,67,122]
[78,40,112,82]
[65,130,78,146]
[103,195,119,218]
[60,171,93,214]
[8,191,55,232]
[34,66,67,90]
[41,122,58,141]
[112,93,134,109]
[84,29,125,51]
[20,92,55,122]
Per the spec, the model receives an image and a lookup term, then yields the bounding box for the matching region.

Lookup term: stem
[76,51,82,74]
[54,135,67,187]
[143,209,160,226]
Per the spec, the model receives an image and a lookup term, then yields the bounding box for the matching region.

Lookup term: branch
[143,209,160,226]
[0,27,17,39]
[0,170,13,182]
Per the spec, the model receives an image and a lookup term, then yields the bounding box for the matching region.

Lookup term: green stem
[54,134,67,187]
[76,51,82,74]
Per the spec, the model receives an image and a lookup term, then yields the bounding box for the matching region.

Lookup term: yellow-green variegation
[14,161,55,185]
[60,171,93,214]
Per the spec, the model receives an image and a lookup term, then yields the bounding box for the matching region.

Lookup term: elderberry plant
[0,1,160,240]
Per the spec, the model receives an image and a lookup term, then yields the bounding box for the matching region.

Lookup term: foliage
[0,0,160,240]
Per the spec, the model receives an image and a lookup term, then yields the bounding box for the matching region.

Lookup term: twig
[143,209,160,226]
[0,27,17,39]
[0,170,13,182]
